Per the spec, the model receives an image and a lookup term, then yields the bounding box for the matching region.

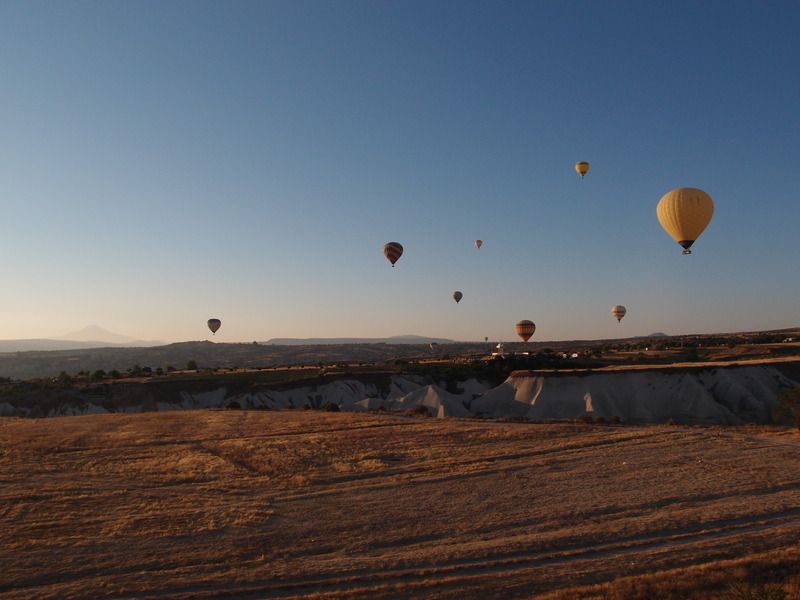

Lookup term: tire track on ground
[92,508,800,600]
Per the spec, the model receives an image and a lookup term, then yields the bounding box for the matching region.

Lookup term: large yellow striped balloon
[383,242,404,267]
[575,161,590,178]
[656,188,714,255]
[515,320,536,342]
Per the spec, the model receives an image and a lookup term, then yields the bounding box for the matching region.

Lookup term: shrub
[772,387,800,430]
[321,402,340,412]
[187,360,198,371]
[685,346,700,362]
[411,405,431,416]
[721,581,786,600]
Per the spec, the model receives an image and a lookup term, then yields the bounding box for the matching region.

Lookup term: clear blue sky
[1,0,798,343]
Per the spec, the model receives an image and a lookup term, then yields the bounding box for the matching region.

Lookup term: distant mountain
[262,335,456,345]
[0,339,132,353]
[647,332,669,338]
[57,325,138,344]
[0,326,163,353]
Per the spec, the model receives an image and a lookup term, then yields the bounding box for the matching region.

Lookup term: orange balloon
[515,320,536,342]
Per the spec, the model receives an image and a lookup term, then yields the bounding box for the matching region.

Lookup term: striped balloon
[611,305,627,322]
[383,242,404,267]
[515,320,536,342]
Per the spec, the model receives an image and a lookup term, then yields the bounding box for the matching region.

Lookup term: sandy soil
[1,411,799,599]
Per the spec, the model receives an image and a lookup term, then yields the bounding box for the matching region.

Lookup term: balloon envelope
[207,318,221,334]
[656,188,714,254]
[575,161,590,178]
[515,320,536,342]
[452,291,463,303]
[475,239,483,249]
[611,305,627,322]
[383,242,404,266]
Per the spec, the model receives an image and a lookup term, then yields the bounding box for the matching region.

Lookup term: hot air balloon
[484,336,488,343]
[656,188,714,255]
[452,291,463,304]
[383,242,404,267]
[515,320,536,342]
[475,239,483,249]
[611,305,627,323]
[575,161,590,178]
[207,318,221,335]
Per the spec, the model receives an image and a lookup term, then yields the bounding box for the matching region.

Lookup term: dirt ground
[1,411,799,599]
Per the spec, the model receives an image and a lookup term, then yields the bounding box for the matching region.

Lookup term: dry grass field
[1,411,799,599]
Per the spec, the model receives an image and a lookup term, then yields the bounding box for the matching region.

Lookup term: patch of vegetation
[406,358,512,388]
[685,346,700,362]
[772,387,800,430]
[404,405,431,417]
[720,581,786,600]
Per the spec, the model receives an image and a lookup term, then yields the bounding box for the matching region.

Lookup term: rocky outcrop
[1,366,797,424]
[470,366,794,424]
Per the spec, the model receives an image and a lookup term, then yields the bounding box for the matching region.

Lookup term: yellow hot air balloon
[383,242,404,267]
[515,320,536,342]
[656,188,714,255]
[575,161,590,178]
[207,318,221,335]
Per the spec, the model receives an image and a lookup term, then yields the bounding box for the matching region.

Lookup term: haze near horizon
[1,1,798,343]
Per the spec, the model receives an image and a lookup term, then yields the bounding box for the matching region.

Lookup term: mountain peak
[57,325,137,344]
